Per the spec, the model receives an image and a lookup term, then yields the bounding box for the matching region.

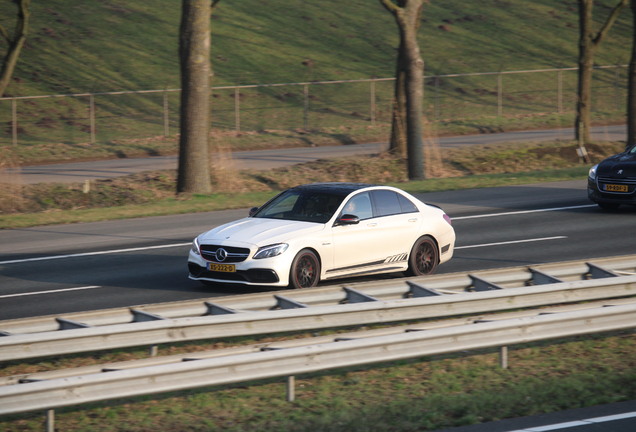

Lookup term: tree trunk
[177,0,213,194]
[575,0,595,148]
[628,0,636,149]
[381,0,426,180]
[0,0,30,97]
[389,44,408,158]
[575,0,627,157]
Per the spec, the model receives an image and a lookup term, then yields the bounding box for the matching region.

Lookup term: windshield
[252,189,346,223]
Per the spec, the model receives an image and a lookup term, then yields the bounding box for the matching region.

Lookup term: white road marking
[0,242,192,265]
[455,236,567,250]
[507,410,636,431]
[0,285,102,299]
[452,204,596,220]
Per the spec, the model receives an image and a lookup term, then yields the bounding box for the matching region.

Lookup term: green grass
[0,0,631,149]
[1,332,634,431]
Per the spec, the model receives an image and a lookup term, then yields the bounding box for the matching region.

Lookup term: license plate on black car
[603,184,628,192]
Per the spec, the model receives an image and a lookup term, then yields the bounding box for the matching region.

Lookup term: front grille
[199,245,250,263]
[597,176,636,194]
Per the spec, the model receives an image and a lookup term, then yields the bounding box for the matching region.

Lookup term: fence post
[303,84,309,130]
[434,76,441,121]
[497,73,503,117]
[557,70,563,114]
[11,98,18,146]
[615,68,621,111]
[369,80,376,126]
[234,87,241,134]
[163,90,170,136]
[89,95,96,144]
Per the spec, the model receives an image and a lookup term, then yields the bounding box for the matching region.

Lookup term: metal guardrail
[3,296,635,386]
[1,301,635,415]
[1,255,635,361]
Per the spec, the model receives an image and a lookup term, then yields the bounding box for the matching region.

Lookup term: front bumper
[587,178,636,206]
[188,262,280,284]
[188,249,292,287]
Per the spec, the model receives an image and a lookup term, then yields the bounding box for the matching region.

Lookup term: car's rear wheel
[406,236,438,276]
[289,249,320,289]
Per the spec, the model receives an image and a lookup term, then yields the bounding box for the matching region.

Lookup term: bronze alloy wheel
[407,236,439,276]
[290,249,320,289]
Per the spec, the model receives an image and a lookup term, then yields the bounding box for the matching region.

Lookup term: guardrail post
[149,345,158,357]
[46,409,55,432]
[286,375,295,402]
[499,346,509,369]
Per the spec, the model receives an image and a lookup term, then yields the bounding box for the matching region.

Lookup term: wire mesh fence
[0,65,627,147]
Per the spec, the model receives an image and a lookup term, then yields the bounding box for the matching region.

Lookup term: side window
[371,190,402,217]
[397,193,418,213]
[341,192,373,220]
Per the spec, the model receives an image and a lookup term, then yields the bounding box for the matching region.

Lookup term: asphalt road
[1,144,635,430]
[2,178,635,320]
[5,124,627,184]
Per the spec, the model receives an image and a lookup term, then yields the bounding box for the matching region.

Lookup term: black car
[588,144,636,209]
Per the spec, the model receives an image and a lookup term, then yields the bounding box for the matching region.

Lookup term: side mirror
[249,207,259,217]
[336,214,360,226]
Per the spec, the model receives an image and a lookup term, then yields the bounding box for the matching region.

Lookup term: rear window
[397,193,418,213]
[371,190,419,217]
[372,190,402,217]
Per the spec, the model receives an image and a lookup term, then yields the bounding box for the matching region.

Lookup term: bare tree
[0,0,30,97]
[380,0,426,180]
[177,0,220,194]
[628,0,636,149]
[575,0,627,158]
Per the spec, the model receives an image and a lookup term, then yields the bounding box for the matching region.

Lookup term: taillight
[443,213,452,226]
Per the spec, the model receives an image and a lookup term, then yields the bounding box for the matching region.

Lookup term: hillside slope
[0,0,631,96]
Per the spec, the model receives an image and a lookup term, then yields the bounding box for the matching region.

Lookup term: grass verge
[0,331,634,431]
[0,139,624,229]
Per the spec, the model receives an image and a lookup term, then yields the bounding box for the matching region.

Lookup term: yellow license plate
[604,184,629,192]
[208,263,236,272]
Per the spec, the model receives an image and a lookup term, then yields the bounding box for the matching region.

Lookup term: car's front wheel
[289,249,320,289]
[406,236,439,276]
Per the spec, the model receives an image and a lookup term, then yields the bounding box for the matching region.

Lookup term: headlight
[253,243,288,259]
[588,164,598,181]
[191,237,201,255]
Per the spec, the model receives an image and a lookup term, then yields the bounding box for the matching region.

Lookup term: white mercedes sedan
[188,183,455,289]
